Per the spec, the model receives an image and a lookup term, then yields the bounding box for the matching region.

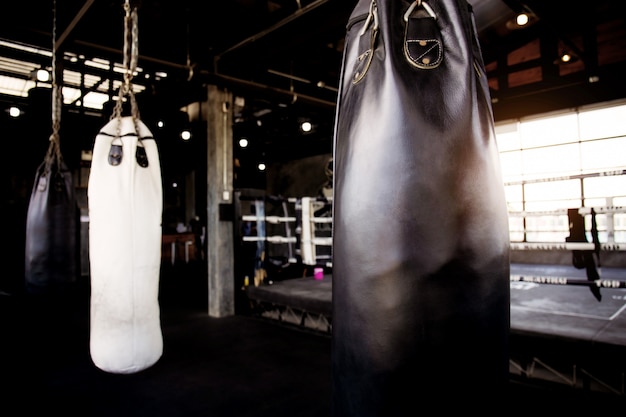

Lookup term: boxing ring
[240,194,626,395]
[246,263,626,395]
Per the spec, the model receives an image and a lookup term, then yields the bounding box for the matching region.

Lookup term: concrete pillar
[205,85,235,317]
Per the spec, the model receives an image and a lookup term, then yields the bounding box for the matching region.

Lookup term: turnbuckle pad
[403,1,443,69]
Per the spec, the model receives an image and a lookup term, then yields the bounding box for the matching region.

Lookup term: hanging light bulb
[505,11,537,30]
[30,68,51,82]
[301,121,312,133]
[556,50,579,64]
[8,106,22,118]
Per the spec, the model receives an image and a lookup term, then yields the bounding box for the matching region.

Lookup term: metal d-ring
[404,0,437,22]
[359,0,379,36]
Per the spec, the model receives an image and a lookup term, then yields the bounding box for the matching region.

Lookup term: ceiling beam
[55,0,96,51]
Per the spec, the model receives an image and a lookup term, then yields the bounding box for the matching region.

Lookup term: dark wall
[266,154,332,199]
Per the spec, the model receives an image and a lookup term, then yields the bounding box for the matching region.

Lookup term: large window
[496,100,626,244]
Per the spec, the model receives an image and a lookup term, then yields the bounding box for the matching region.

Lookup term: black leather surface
[24,153,79,294]
[331,0,511,414]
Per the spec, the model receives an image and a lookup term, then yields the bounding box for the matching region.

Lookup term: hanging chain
[122,0,138,91]
[112,0,140,123]
[47,0,64,168]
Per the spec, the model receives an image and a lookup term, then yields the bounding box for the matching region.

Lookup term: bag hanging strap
[352,0,443,85]
[352,0,379,85]
[108,0,149,167]
[43,0,65,178]
[403,0,443,69]
[112,0,140,123]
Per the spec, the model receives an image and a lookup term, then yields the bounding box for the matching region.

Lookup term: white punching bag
[88,115,163,374]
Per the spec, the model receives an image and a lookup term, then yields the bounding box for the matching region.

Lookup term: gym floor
[2,262,624,416]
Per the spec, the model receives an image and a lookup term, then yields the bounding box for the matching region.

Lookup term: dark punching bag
[24,139,79,295]
[331,1,510,414]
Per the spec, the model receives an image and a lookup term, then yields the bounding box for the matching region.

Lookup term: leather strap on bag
[352,0,443,85]
[352,0,379,84]
[403,0,443,69]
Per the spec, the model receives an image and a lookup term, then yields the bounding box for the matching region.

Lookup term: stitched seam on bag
[353,49,373,84]
[405,40,441,66]
[347,13,369,31]
[98,131,155,141]
[98,131,137,138]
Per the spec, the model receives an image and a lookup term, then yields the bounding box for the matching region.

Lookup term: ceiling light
[556,50,579,64]
[257,163,266,171]
[180,130,191,141]
[8,106,21,117]
[505,11,537,30]
[239,138,249,148]
[301,121,312,132]
[30,68,51,82]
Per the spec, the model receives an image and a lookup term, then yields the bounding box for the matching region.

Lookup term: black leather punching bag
[24,141,79,295]
[331,1,510,414]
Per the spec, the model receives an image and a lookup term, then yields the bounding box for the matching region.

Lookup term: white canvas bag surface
[88,115,163,374]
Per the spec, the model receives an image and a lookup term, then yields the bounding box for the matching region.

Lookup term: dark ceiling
[1,0,625,169]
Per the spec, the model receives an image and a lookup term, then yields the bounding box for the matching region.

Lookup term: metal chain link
[48,0,63,168]
[112,0,141,137]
